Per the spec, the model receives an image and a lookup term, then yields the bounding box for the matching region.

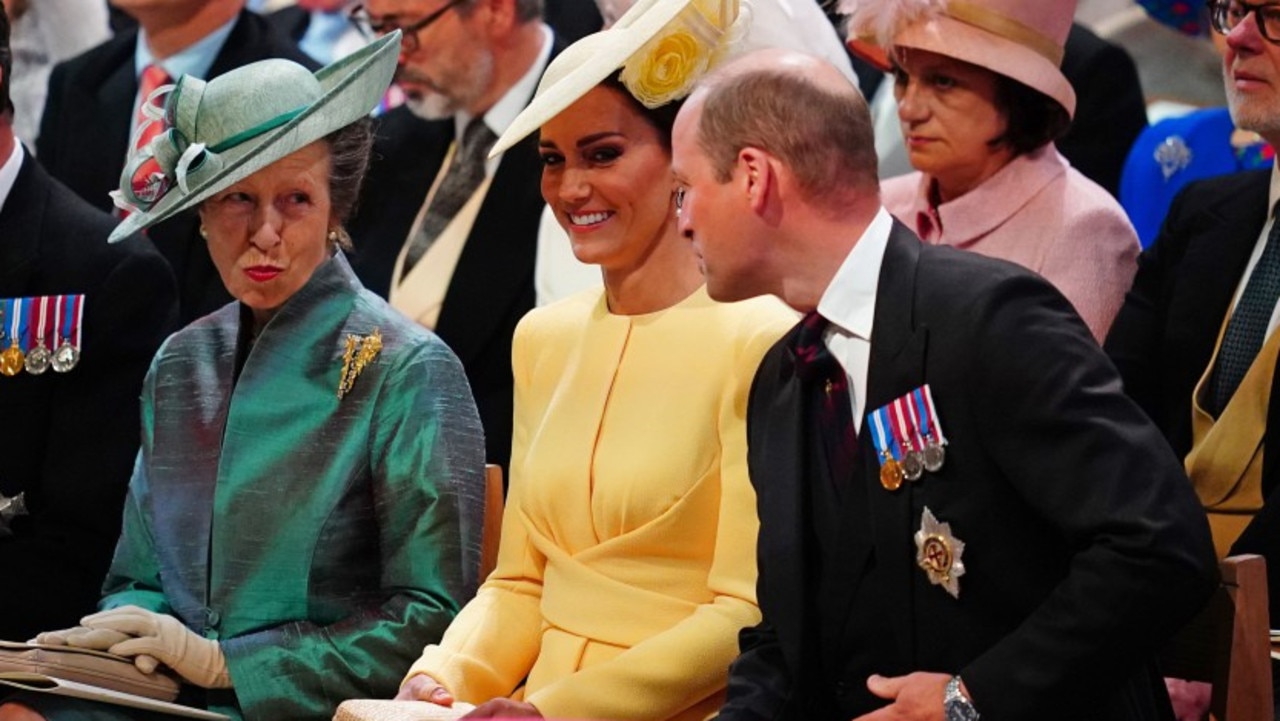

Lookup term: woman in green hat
[3,31,485,721]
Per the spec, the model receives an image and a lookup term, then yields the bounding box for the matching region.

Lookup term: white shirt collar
[817,206,893,341]
[455,23,553,142]
[0,142,26,215]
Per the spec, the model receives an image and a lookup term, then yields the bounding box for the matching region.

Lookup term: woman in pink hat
[846,0,1139,342]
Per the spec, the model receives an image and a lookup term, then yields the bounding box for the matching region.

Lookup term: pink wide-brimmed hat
[842,0,1077,118]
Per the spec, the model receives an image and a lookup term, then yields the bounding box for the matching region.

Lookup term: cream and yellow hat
[490,0,748,156]
[107,31,401,243]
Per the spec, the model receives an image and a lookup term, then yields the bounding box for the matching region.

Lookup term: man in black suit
[0,3,178,641]
[348,0,562,471]
[1105,5,1280,715]
[672,49,1216,721]
[37,0,315,323]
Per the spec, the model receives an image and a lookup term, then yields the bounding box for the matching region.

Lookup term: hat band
[209,105,308,154]
[947,1,1063,66]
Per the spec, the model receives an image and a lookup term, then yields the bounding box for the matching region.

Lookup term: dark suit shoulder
[216,8,318,72]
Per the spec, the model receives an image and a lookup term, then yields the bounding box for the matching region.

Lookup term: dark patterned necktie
[401,118,498,279]
[793,311,858,485]
[1208,206,1280,416]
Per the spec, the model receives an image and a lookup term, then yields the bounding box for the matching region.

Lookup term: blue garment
[1121,107,1274,248]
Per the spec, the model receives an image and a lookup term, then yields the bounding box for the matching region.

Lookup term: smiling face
[538,84,676,273]
[367,0,493,119]
[199,141,335,328]
[1223,6,1280,143]
[892,48,1014,202]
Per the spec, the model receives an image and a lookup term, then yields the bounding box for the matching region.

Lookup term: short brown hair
[990,75,1071,156]
[695,68,878,210]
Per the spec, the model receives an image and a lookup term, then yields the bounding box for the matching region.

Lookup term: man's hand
[395,674,455,706]
[462,699,542,718]
[852,672,952,721]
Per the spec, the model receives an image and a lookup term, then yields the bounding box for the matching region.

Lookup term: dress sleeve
[98,358,172,615]
[217,338,486,720]
[522,311,788,721]
[401,315,548,701]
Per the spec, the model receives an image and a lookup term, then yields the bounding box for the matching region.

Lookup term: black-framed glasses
[1208,0,1280,42]
[349,0,467,53]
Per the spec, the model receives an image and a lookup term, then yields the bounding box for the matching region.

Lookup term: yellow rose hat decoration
[490,0,748,156]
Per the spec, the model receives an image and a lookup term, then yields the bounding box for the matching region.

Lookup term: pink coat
[881,145,1138,342]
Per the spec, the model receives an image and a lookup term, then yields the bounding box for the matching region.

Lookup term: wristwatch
[944,676,980,721]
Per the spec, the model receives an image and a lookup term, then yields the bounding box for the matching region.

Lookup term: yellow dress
[406,286,795,721]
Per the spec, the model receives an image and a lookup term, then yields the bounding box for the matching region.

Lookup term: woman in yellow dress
[392,0,796,719]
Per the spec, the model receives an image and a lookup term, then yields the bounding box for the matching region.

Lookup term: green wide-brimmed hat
[107,30,401,243]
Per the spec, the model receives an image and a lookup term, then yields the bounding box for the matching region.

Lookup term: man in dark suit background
[348,0,567,472]
[37,0,315,324]
[1105,3,1280,716]
[672,49,1216,721]
[0,2,178,640]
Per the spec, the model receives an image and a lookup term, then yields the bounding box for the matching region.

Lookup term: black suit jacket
[721,224,1217,721]
[37,10,315,324]
[1105,169,1280,622]
[1057,23,1148,198]
[0,153,177,640]
[347,41,562,472]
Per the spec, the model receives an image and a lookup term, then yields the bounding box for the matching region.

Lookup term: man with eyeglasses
[1107,1,1280,717]
[35,0,315,325]
[344,0,591,475]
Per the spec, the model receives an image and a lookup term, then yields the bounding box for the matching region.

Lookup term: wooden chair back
[1160,554,1273,721]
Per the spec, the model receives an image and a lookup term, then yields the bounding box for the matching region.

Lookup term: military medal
[870,406,905,491]
[24,296,52,375]
[0,299,26,377]
[337,328,383,399]
[891,396,925,482]
[914,506,965,599]
[51,294,84,373]
[918,385,947,473]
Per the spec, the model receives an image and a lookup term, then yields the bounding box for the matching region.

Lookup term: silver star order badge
[914,506,965,599]
[1154,135,1193,182]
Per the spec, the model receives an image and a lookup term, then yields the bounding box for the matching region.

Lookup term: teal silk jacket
[99,254,486,720]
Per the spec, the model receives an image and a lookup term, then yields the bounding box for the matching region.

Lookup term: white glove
[30,626,132,650]
[81,606,232,689]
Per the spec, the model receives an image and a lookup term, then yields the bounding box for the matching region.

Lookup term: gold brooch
[337,328,382,400]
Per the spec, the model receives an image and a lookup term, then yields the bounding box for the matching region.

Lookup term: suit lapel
[856,222,929,652]
[0,155,45,296]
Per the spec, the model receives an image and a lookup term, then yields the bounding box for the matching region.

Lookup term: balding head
[685,48,878,212]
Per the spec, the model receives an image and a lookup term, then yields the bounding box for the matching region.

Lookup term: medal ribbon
[8,298,23,351]
[29,296,49,349]
[890,396,916,452]
[905,390,927,451]
[71,295,84,351]
[870,405,901,463]
[921,384,948,446]
[52,295,64,347]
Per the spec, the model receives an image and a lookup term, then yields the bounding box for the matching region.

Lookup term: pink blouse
[881,145,1138,342]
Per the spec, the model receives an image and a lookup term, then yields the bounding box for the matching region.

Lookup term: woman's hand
[29,626,131,651]
[395,674,454,706]
[462,699,542,719]
[80,606,231,688]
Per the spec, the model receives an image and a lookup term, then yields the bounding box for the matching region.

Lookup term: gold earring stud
[327,229,340,243]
